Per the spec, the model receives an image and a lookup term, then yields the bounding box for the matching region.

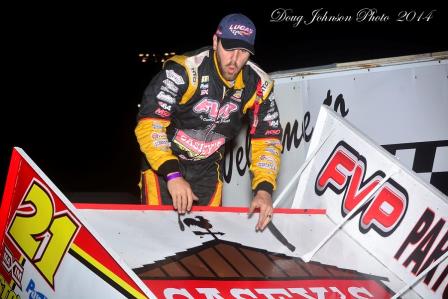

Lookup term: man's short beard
[216,53,237,81]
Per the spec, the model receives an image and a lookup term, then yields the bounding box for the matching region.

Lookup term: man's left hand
[249,190,273,231]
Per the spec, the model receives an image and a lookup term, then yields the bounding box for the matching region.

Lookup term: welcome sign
[223,53,448,207]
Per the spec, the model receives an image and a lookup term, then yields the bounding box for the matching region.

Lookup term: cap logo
[228,24,253,37]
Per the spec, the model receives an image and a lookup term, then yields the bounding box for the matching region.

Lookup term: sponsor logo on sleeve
[265,129,281,136]
[269,120,279,128]
[156,91,176,104]
[165,70,185,85]
[152,122,164,130]
[158,101,172,111]
[256,161,277,171]
[263,112,279,122]
[265,147,280,155]
[162,79,179,94]
[153,140,170,149]
[151,132,167,140]
[155,108,171,118]
[160,85,177,97]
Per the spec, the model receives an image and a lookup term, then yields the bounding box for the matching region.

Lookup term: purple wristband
[166,171,182,181]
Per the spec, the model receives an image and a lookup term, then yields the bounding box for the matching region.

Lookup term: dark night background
[2,4,447,204]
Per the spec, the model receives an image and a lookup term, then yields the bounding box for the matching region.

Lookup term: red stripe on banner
[73,203,326,214]
[72,227,142,291]
[0,149,22,247]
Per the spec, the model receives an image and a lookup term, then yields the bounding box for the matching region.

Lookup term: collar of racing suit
[212,50,245,90]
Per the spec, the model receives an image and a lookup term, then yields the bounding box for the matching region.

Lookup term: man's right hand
[167,177,198,214]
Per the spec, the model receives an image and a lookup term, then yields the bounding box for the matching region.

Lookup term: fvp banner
[293,106,448,299]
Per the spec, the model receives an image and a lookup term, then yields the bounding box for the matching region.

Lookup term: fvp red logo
[193,99,238,121]
[315,141,408,237]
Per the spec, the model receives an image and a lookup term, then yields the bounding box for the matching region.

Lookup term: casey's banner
[77,205,402,299]
[0,148,156,298]
[293,106,448,299]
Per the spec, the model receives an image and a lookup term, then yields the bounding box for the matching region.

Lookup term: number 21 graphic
[8,179,80,288]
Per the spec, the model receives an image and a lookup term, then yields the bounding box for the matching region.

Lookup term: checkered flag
[383,140,448,197]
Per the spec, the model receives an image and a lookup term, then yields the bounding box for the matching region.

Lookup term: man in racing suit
[135,13,282,230]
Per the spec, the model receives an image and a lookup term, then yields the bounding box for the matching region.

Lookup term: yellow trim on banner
[71,244,147,299]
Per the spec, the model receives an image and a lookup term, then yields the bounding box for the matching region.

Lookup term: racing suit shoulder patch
[246,61,273,101]
[166,50,210,105]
